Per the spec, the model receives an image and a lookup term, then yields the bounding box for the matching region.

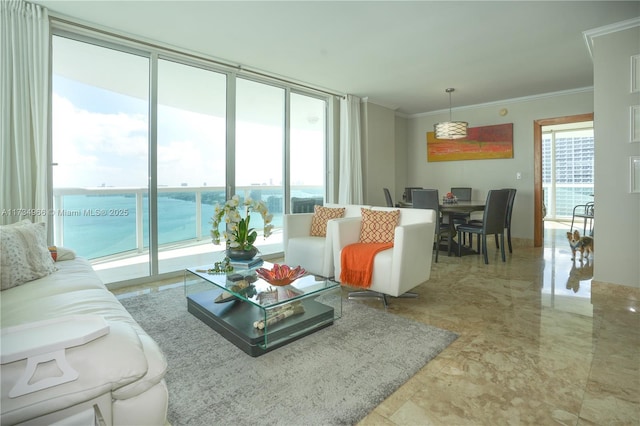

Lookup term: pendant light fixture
[434,88,468,139]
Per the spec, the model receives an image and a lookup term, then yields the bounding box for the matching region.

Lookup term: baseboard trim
[591,280,640,301]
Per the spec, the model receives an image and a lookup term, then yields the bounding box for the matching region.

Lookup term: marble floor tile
[357,224,639,425]
[113,223,639,425]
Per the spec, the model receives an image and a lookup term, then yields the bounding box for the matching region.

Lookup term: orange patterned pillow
[48,246,58,261]
[359,208,400,243]
[310,206,345,237]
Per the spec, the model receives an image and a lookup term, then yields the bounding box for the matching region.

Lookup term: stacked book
[229,257,264,270]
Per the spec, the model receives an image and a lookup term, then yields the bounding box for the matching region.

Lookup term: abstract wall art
[427,123,514,162]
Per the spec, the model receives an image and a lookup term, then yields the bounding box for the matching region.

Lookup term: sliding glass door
[235,78,284,246]
[51,35,151,281]
[157,59,227,274]
[542,124,594,219]
[290,93,326,206]
[51,30,329,285]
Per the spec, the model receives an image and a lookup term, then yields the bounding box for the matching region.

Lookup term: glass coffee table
[184,261,342,357]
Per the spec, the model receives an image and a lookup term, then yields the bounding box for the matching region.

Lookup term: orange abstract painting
[427,123,513,162]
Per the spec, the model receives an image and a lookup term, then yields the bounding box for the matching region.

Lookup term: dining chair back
[412,189,452,262]
[450,187,473,230]
[383,188,394,207]
[411,189,438,211]
[503,188,517,252]
[456,189,510,264]
[403,187,423,203]
[291,197,323,213]
[451,187,472,201]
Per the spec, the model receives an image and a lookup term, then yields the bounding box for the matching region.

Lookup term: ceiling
[33,1,640,115]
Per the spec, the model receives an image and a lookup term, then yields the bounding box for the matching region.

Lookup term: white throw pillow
[57,246,77,261]
[1,220,56,290]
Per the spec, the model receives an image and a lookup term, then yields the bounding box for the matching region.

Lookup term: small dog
[566,230,594,262]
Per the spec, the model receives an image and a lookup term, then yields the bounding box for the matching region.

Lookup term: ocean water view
[55,190,314,259]
[56,185,591,260]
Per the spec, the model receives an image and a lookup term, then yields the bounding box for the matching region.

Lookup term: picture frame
[631,105,640,143]
[426,123,513,162]
[631,156,640,193]
[632,55,640,93]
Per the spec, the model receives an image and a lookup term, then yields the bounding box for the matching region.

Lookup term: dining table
[400,199,486,256]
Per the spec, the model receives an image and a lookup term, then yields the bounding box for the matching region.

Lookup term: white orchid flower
[210,194,274,248]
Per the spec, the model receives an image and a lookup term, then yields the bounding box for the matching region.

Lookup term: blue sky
[52,76,323,190]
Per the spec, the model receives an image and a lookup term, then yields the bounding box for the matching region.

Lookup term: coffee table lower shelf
[187,288,334,357]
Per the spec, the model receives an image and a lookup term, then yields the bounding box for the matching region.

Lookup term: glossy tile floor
[113,222,639,425]
[356,222,639,426]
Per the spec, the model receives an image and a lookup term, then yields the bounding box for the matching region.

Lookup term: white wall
[361,100,396,207]
[402,90,594,243]
[394,114,409,203]
[592,25,640,289]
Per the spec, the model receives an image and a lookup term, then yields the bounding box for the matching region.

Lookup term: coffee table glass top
[185,261,340,309]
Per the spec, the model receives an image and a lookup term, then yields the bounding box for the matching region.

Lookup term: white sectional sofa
[1,254,168,425]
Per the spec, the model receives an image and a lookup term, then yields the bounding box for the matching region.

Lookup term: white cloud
[52,93,148,187]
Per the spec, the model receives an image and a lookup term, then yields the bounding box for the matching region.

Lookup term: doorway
[533,113,594,247]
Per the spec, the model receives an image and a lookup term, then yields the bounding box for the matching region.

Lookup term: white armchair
[283,204,370,277]
[333,207,436,307]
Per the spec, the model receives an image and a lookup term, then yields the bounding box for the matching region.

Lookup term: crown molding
[361,97,400,112]
[583,16,640,59]
[406,87,594,119]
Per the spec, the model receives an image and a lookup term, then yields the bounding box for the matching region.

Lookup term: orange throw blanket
[340,242,393,288]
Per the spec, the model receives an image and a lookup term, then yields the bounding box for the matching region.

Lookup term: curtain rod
[49,15,345,99]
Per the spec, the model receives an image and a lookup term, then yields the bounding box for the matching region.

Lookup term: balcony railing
[542,183,594,219]
[52,185,322,261]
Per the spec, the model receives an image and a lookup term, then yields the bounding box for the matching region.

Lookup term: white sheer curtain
[338,95,363,204]
[1,0,50,225]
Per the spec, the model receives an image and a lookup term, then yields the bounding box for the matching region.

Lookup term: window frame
[49,22,332,284]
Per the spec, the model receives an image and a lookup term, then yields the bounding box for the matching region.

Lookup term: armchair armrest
[391,222,435,291]
[283,213,314,240]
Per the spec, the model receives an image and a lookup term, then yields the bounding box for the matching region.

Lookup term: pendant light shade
[434,88,468,139]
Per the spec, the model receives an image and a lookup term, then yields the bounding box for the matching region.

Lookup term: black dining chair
[451,187,471,201]
[383,188,394,207]
[456,189,510,264]
[502,188,517,253]
[403,187,423,203]
[412,189,452,262]
[451,187,472,241]
[466,188,516,253]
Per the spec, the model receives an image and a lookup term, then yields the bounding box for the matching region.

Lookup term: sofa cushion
[310,205,345,237]
[359,208,400,244]
[1,220,55,290]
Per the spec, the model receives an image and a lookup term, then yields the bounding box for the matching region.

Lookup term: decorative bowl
[256,264,306,286]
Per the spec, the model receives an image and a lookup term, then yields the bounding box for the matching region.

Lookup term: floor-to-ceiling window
[50,29,329,285]
[290,92,326,204]
[156,59,227,274]
[542,122,594,219]
[51,35,151,280]
[233,78,285,241]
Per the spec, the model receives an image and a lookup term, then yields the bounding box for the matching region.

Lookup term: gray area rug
[119,286,458,426]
